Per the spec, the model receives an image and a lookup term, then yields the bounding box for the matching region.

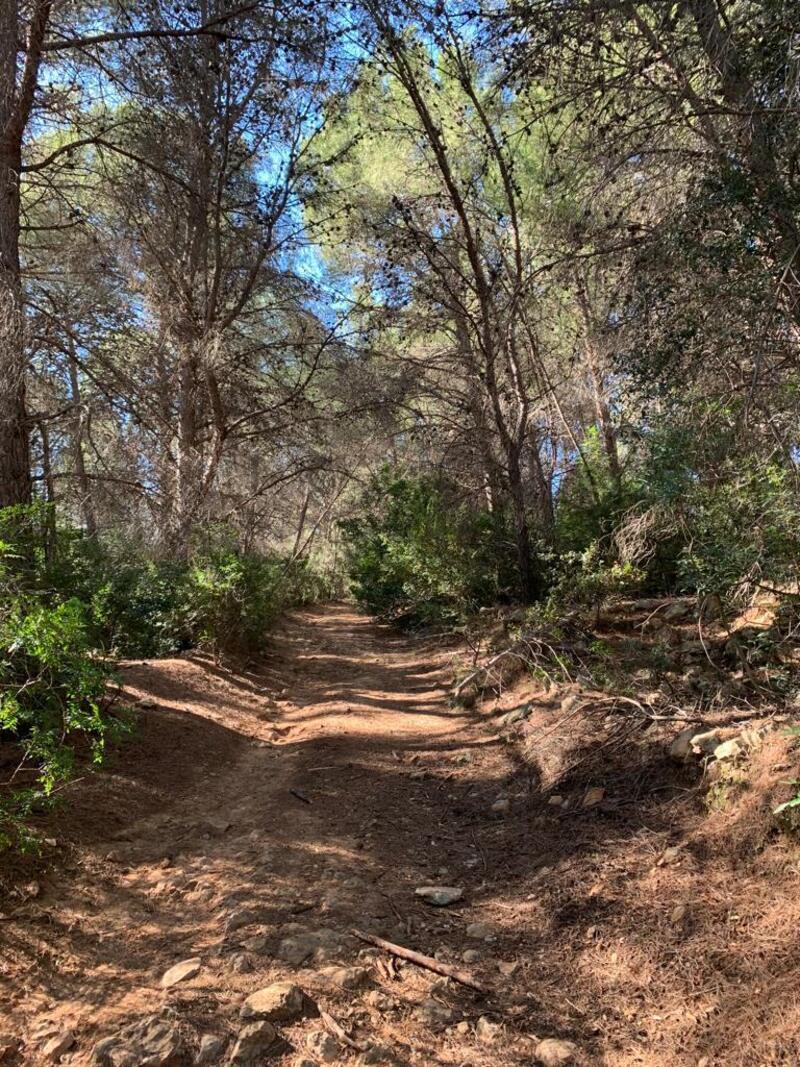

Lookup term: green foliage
[544,542,645,616]
[340,468,514,625]
[555,428,636,553]
[30,529,330,659]
[676,457,800,600]
[0,504,330,849]
[0,551,117,849]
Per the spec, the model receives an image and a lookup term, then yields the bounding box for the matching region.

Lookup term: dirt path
[4,603,800,1066]
[0,605,548,1066]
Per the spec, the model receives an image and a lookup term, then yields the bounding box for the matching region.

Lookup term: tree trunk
[507,445,540,603]
[67,341,97,537]
[576,284,622,493]
[0,1,30,507]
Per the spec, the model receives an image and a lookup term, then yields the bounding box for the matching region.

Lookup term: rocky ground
[2,603,800,1066]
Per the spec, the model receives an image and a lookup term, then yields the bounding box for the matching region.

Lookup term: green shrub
[0,591,116,849]
[340,468,515,624]
[182,553,329,658]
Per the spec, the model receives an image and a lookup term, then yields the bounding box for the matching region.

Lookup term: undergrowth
[0,504,330,849]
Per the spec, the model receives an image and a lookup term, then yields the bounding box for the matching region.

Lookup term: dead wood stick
[351,928,489,994]
[319,1009,367,1052]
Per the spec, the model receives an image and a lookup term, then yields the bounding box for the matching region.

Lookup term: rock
[239,934,268,953]
[657,845,682,866]
[355,1045,399,1066]
[305,1031,341,1063]
[92,1016,185,1067]
[582,786,605,809]
[363,991,396,1011]
[462,949,482,963]
[669,727,701,761]
[465,921,493,940]
[225,909,258,934]
[670,903,688,924]
[713,738,742,761]
[321,965,373,991]
[276,933,316,967]
[475,1016,500,1044]
[499,704,530,726]
[414,999,454,1028]
[490,798,510,816]
[240,982,312,1023]
[42,1031,75,1061]
[547,795,563,807]
[534,1037,580,1066]
[497,959,520,977]
[664,601,691,621]
[276,927,345,967]
[230,953,254,974]
[161,957,201,988]
[195,1035,226,1065]
[414,885,463,906]
[228,1022,278,1065]
[690,730,721,756]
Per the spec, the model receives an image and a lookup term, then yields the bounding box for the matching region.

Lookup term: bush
[340,468,515,624]
[181,553,329,658]
[0,576,117,849]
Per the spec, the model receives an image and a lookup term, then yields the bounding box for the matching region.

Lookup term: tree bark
[67,341,98,537]
[0,0,30,507]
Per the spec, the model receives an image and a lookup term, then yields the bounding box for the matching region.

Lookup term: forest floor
[3,603,800,1066]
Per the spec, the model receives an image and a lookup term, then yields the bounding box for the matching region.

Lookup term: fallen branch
[351,928,489,994]
[319,1009,367,1052]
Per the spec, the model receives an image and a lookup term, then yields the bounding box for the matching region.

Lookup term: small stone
[321,965,373,991]
[690,730,721,756]
[414,999,454,1028]
[305,1031,340,1063]
[582,786,605,809]
[547,795,563,807]
[466,921,493,940]
[230,953,254,974]
[229,1022,278,1065]
[356,1045,399,1066]
[534,1037,580,1066]
[225,909,257,933]
[475,1016,500,1044]
[240,982,312,1023]
[239,934,268,953]
[42,1031,75,1061]
[713,738,742,761]
[657,845,682,866]
[160,956,201,988]
[462,949,482,963]
[92,1015,184,1067]
[669,727,700,761]
[671,903,688,924]
[497,959,519,977]
[490,798,510,816]
[499,705,530,726]
[415,885,463,906]
[455,1021,470,1035]
[195,1034,226,1065]
[664,601,691,621]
